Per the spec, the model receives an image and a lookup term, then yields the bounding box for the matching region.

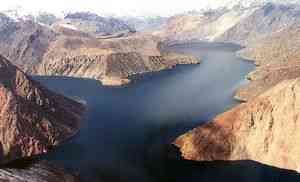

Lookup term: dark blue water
[35,42,256,182]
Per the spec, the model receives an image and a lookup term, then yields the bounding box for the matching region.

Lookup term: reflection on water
[35,42,255,181]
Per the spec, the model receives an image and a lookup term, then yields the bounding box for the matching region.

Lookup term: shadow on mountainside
[93,143,300,182]
[156,145,300,182]
[143,120,300,182]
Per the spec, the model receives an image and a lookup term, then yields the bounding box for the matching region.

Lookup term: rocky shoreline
[174,77,300,172]
[39,51,199,87]
[0,13,199,87]
[0,56,85,181]
[173,25,300,172]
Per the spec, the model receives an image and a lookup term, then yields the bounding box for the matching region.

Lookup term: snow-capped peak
[224,0,300,9]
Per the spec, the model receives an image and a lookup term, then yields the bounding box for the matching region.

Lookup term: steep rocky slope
[218,3,300,45]
[153,9,228,41]
[153,5,261,42]
[0,14,198,86]
[0,14,57,73]
[235,24,300,101]
[175,77,300,172]
[0,161,79,182]
[39,51,199,86]
[37,32,199,86]
[154,3,300,45]
[0,55,84,163]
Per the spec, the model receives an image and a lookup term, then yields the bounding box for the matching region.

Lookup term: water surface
[36,42,256,181]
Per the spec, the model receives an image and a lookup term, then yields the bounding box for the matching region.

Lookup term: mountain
[54,12,135,36]
[175,77,300,172]
[218,2,300,45]
[153,2,300,101]
[0,14,57,73]
[154,3,300,44]
[234,24,300,101]
[0,55,84,163]
[153,5,260,42]
[172,1,300,174]
[0,14,198,86]
[37,32,199,86]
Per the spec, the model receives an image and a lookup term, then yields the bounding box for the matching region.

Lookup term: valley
[36,42,254,181]
[0,0,300,182]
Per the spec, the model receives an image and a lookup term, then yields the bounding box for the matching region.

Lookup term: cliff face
[38,48,199,86]
[0,161,79,182]
[175,77,300,172]
[0,55,84,163]
[153,12,222,41]
[218,3,300,45]
[0,16,57,73]
[154,3,300,45]
[35,30,199,86]
[235,24,300,101]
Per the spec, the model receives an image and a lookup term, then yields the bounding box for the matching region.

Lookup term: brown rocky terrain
[0,161,79,182]
[36,29,199,86]
[38,34,199,86]
[0,14,199,86]
[173,15,300,173]
[217,3,300,45]
[0,55,84,163]
[154,3,300,46]
[0,16,57,73]
[235,24,300,101]
[153,12,222,41]
[152,7,259,42]
[175,77,300,172]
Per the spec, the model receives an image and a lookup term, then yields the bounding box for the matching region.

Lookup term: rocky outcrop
[152,5,259,42]
[175,77,300,172]
[0,55,84,163]
[0,15,57,73]
[153,10,228,41]
[34,31,199,86]
[38,50,199,86]
[0,161,79,182]
[235,24,300,101]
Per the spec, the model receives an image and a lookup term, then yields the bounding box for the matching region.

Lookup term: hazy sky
[0,0,236,16]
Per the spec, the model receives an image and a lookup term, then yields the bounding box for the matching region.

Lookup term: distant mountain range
[154,2,300,45]
[1,1,300,95]
[2,0,300,35]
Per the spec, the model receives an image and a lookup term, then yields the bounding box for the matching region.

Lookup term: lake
[36,42,256,182]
